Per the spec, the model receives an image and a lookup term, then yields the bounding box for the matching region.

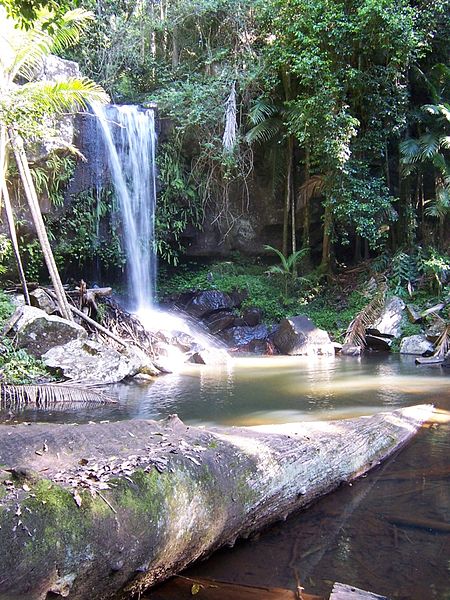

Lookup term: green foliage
[0,339,50,384]
[0,236,12,276]
[265,245,309,296]
[30,153,76,207]
[0,291,14,325]
[0,292,50,384]
[155,144,203,265]
[48,189,126,277]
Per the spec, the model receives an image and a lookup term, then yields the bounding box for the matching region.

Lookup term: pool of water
[4,354,449,426]
[3,354,449,599]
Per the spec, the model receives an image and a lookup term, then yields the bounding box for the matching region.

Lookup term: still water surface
[5,355,450,599]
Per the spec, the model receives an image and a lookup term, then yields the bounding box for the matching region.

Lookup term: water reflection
[2,355,449,427]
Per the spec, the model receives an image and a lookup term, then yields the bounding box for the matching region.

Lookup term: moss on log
[0,405,433,600]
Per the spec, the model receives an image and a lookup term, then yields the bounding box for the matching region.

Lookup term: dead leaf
[73,491,82,508]
[191,583,201,595]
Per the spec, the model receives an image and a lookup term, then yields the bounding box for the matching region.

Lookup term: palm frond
[285,247,308,269]
[399,138,421,163]
[248,99,278,126]
[298,174,326,208]
[0,383,115,409]
[2,24,53,82]
[17,78,109,114]
[432,324,450,359]
[440,135,450,150]
[264,244,289,271]
[245,117,282,144]
[419,133,441,160]
[342,281,387,350]
[50,9,95,53]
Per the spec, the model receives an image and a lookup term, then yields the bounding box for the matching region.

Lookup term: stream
[3,354,449,599]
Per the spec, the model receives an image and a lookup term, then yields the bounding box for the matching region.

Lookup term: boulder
[204,310,236,334]
[220,324,269,351]
[189,348,230,365]
[43,339,158,383]
[242,307,262,327]
[400,335,434,356]
[372,296,405,339]
[29,288,58,315]
[272,316,334,356]
[7,306,87,358]
[184,291,235,318]
[425,318,447,342]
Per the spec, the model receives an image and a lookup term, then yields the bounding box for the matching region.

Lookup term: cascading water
[92,102,228,368]
[92,103,157,312]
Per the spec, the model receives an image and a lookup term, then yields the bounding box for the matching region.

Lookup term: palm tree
[264,244,308,297]
[400,98,450,249]
[0,7,109,319]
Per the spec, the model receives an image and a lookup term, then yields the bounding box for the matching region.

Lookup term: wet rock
[204,310,236,334]
[220,324,269,350]
[43,339,158,383]
[242,307,262,327]
[272,316,334,356]
[425,318,447,342]
[400,335,434,356]
[341,344,362,356]
[29,288,58,315]
[184,291,236,318]
[7,306,87,358]
[371,296,405,339]
[189,348,229,365]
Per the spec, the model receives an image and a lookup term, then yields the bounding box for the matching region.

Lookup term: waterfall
[92,104,157,312]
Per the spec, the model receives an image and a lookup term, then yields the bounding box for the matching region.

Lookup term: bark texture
[0,405,432,600]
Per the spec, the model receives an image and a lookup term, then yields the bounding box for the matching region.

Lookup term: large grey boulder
[7,306,86,358]
[272,316,334,356]
[43,340,158,383]
[400,335,434,356]
[372,296,405,338]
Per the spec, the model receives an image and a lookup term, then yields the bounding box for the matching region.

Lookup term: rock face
[400,335,435,356]
[30,55,81,163]
[8,306,87,358]
[43,339,158,383]
[273,316,334,356]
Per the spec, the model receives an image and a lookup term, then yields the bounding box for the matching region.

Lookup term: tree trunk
[283,135,294,257]
[8,129,73,321]
[320,201,333,272]
[0,127,30,304]
[0,405,432,600]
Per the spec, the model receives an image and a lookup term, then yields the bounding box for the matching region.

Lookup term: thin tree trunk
[282,136,294,257]
[8,129,72,321]
[0,128,30,305]
[302,145,311,271]
[320,201,333,272]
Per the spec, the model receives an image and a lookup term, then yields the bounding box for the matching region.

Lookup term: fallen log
[0,405,432,600]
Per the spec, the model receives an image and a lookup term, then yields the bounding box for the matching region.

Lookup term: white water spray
[93,104,157,311]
